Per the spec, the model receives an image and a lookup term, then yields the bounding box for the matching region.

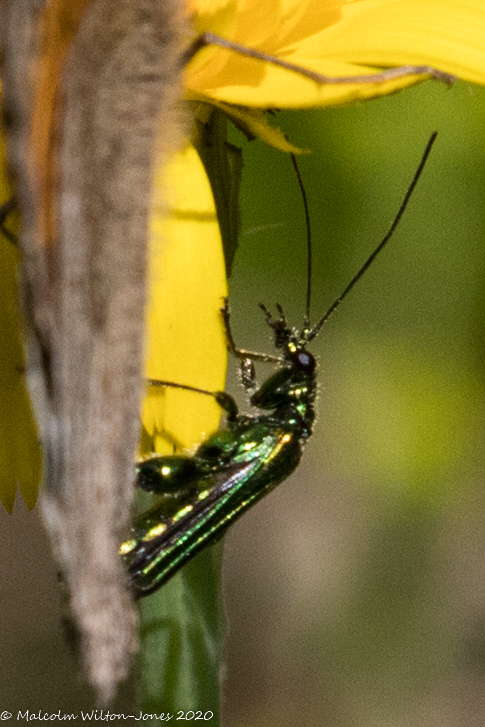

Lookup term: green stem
[136,545,224,724]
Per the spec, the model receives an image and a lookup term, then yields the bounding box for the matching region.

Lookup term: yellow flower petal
[187,0,485,108]
[141,145,228,455]
[298,0,485,86]
[199,99,308,152]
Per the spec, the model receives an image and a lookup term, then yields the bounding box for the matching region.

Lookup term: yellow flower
[186,0,485,108]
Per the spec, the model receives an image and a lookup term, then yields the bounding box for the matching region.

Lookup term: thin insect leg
[149,379,219,396]
[184,31,455,87]
[221,298,282,364]
[148,378,240,419]
[239,358,257,392]
[140,419,187,455]
[153,430,186,453]
[259,302,288,331]
[0,196,17,224]
[276,304,287,327]
[0,196,18,245]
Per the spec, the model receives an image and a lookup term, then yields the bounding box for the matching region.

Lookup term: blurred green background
[2,78,485,726]
[222,79,485,727]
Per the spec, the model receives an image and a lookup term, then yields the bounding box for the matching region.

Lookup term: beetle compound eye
[296,351,316,372]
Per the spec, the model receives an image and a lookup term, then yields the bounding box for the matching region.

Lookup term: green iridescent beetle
[121,133,437,599]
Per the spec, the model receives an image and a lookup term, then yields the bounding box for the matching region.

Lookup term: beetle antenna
[307,131,438,342]
[290,153,312,329]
